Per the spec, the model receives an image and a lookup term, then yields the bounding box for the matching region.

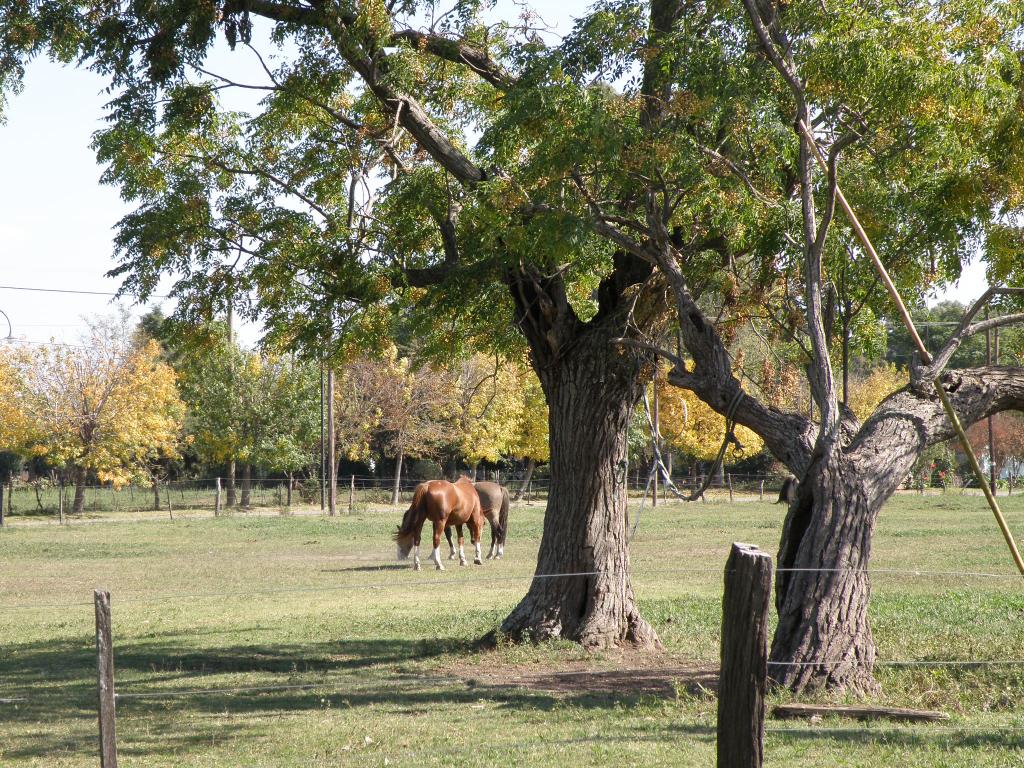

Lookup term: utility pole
[652,366,659,508]
[327,368,337,516]
[225,290,236,508]
[987,313,998,492]
[320,364,326,512]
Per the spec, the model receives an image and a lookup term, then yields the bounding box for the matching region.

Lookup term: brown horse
[444,481,510,560]
[394,477,486,570]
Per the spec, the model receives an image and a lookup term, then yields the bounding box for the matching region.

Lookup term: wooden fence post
[727,474,734,503]
[59,481,65,525]
[348,474,355,515]
[214,478,221,517]
[758,480,764,502]
[94,589,118,768]
[166,486,173,520]
[717,542,772,768]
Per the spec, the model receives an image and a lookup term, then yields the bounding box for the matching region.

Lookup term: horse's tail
[394,483,428,540]
[497,486,510,545]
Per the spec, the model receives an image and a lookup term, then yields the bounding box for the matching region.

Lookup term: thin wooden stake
[718,543,772,768]
[758,480,764,502]
[94,589,118,768]
[728,474,734,503]
[58,481,65,525]
[798,120,1024,578]
[348,474,355,515]
[214,477,221,517]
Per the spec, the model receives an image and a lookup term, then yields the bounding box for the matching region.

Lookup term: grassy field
[3,493,1024,766]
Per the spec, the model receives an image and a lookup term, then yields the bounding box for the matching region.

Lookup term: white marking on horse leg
[413,545,421,571]
[486,542,496,559]
[497,544,504,559]
[448,543,457,560]
[459,543,467,566]
[430,546,445,570]
[474,541,483,565]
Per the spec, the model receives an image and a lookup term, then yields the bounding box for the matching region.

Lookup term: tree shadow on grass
[766,723,1024,751]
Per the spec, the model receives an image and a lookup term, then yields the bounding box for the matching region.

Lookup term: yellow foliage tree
[847,364,908,423]
[16,319,184,513]
[457,355,527,466]
[0,347,38,454]
[507,370,549,499]
[657,367,764,465]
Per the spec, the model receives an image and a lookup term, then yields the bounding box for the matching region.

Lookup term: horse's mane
[393,483,428,540]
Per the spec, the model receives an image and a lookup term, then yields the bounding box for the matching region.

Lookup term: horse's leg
[429,518,446,571]
[469,515,483,565]
[413,529,421,571]
[445,525,457,559]
[457,524,467,566]
[486,511,497,559]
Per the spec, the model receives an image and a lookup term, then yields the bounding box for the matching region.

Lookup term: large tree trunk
[769,451,880,693]
[500,315,660,648]
[513,458,537,502]
[72,466,88,514]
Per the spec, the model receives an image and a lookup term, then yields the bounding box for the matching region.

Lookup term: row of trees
[0,312,553,511]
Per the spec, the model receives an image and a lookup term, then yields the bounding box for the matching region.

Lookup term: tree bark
[227,460,237,507]
[390,448,404,506]
[151,478,161,512]
[72,466,88,514]
[769,451,880,693]
[513,458,537,502]
[500,291,662,648]
[240,464,252,508]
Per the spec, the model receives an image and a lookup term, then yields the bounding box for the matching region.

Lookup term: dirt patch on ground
[454,651,719,700]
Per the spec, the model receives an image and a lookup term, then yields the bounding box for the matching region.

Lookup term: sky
[0,9,989,350]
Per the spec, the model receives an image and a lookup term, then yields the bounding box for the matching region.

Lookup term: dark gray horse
[445,480,510,560]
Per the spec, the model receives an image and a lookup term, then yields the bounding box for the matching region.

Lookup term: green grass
[3,493,1024,766]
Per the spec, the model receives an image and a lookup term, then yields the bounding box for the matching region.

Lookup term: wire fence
[4,559,1024,753]
[2,469,1001,522]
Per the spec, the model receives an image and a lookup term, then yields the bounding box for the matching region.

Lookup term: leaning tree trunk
[513,458,537,502]
[500,326,659,648]
[71,466,88,514]
[769,450,881,693]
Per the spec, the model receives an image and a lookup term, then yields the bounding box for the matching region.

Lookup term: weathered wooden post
[758,480,764,502]
[166,487,173,520]
[348,474,355,515]
[717,542,772,768]
[94,589,118,768]
[58,481,65,525]
[727,474,734,503]
[214,477,221,517]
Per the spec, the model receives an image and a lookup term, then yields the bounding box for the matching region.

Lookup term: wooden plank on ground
[772,703,949,723]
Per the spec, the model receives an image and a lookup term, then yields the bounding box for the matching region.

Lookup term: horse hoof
[414,563,421,571]
[448,552,456,560]
[459,560,467,567]
[486,553,494,560]
[435,564,445,571]
[474,558,483,565]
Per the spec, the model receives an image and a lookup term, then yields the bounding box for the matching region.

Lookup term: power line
[0,284,170,299]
